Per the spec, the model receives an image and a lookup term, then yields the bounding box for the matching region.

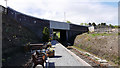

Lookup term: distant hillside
[74,33,119,65]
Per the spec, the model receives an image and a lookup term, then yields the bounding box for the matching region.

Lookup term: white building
[88,26,94,32]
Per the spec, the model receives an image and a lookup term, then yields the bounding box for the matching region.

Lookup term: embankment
[74,33,119,64]
[2,12,40,66]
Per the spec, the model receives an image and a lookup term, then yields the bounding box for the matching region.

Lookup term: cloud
[0,0,118,25]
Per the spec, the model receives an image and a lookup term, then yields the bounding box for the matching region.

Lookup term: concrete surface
[36,40,92,68]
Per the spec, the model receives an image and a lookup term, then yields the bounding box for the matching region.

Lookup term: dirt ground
[74,33,119,65]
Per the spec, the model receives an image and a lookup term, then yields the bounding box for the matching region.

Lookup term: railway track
[67,46,110,68]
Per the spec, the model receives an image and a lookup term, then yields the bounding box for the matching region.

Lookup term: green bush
[118,32,120,35]
[88,38,90,41]
[42,27,49,42]
[85,53,90,56]
[2,59,6,62]
[78,44,82,47]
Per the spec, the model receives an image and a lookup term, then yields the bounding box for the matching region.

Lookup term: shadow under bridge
[49,21,69,46]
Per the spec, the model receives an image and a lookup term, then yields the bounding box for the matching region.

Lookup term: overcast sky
[0,0,119,25]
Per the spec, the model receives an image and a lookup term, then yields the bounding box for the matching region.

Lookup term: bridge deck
[36,40,91,68]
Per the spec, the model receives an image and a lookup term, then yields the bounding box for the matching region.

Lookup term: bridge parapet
[50,20,70,30]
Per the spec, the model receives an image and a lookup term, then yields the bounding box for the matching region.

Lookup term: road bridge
[1,5,88,45]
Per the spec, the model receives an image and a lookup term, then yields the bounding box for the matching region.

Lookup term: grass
[95,58,99,61]
[78,44,82,47]
[88,33,114,37]
[72,46,101,60]
[72,46,86,52]
[85,53,90,56]
[56,32,60,39]
[73,46,119,66]
[86,45,92,50]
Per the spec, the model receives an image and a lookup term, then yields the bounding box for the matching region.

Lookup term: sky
[0,0,119,25]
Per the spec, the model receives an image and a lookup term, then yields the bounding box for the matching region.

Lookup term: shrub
[118,32,120,35]
[78,44,82,47]
[88,38,90,41]
[42,27,49,42]
[85,53,90,56]
[2,59,6,62]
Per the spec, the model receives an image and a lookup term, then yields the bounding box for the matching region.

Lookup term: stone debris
[98,59,108,63]
[72,47,109,66]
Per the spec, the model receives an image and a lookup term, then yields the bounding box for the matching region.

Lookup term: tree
[92,22,96,26]
[101,23,106,26]
[98,24,101,26]
[88,23,92,26]
[66,21,71,23]
[109,24,113,27]
[103,23,106,26]
[85,23,88,25]
[42,27,49,42]
[80,23,84,25]
[113,25,118,28]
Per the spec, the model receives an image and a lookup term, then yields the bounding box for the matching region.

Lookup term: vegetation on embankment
[74,33,119,65]
[2,14,40,66]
